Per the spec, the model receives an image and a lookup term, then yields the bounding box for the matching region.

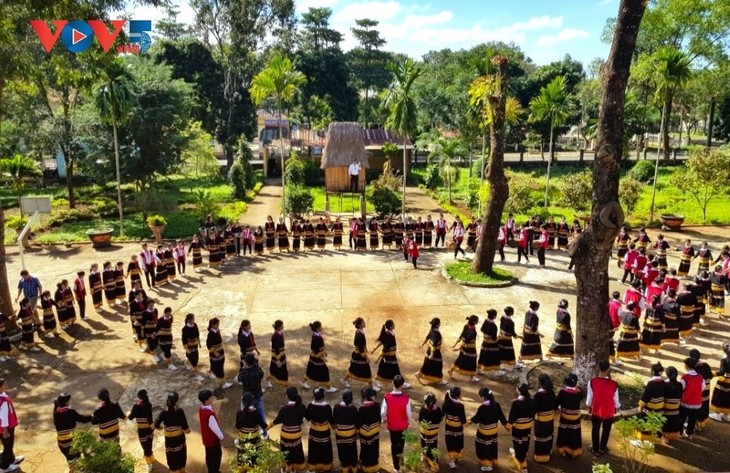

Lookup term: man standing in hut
[349,159,361,192]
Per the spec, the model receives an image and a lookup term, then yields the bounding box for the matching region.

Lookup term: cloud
[535,28,590,48]
[511,15,563,31]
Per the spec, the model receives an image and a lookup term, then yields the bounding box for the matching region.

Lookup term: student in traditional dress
[418,392,443,471]
[709,265,727,314]
[467,387,506,472]
[0,312,17,361]
[393,216,404,248]
[126,255,143,287]
[443,387,466,469]
[499,306,520,369]
[235,392,267,468]
[129,290,147,350]
[40,290,58,339]
[662,366,683,441]
[102,262,118,305]
[315,217,328,250]
[181,313,205,382]
[206,318,233,389]
[232,222,242,255]
[533,375,556,463]
[264,215,276,252]
[61,279,76,326]
[378,217,391,249]
[621,244,638,284]
[689,349,714,430]
[368,217,380,249]
[88,263,103,311]
[206,230,221,267]
[237,319,260,369]
[677,239,695,277]
[478,309,500,374]
[449,315,480,382]
[416,318,446,385]
[53,392,92,463]
[372,320,406,389]
[290,219,301,252]
[127,389,155,471]
[187,235,203,271]
[412,216,423,246]
[633,227,651,251]
[654,234,669,270]
[253,226,265,255]
[114,262,126,303]
[157,307,176,371]
[154,392,190,473]
[452,221,467,259]
[555,217,568,249]
[53,283,69,330]
[304,219,316,251]
[355,218,366,250]
[142,300,160,363]
[555,373,582,457]
[695,241,712,275]
[616,302,641,360]
[277,216,290,252]
[356,387,381,473]
[423,215,434,248]
[332,390,358,473]
[265,319,289,389]
[710,342,730,422]
[677,283,697,342]
[91,388,125,442]
[518,301,544,367]
[270,387,308,472]
[18,298,40,352]
[225,224,237,258]
[240,224,253,256]
[331,217,343,249]
[302,321,338,392]
[640,295,664,354]
[343,317,375,389]
[305,388,334,471]
[548,300,574,358]
[507,383,534,473]
[151,246,167,284]
[615,226,630,268]
[695,272,711,326]
[404,216,415,241]
[637,363,666,442]
[164,244,176,280]
[173,240,186,276]
[662,289,680,346]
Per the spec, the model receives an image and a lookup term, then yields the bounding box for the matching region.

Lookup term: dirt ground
[2,186,730,473]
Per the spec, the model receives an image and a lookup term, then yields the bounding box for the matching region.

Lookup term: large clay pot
[86,228,113,248]
[660,214,685,231]
[149,225,166,244]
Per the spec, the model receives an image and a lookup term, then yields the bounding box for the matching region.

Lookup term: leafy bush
[505,171,536,215]
[614,413,665,473]
[402,427,440,473]
[464,178,489,212]
[229,434,286,473]
[219,201,247,223]
[47,208,96,227]
[192,189,216,220]
[229,159,248,200]
[423,164,442,189]
[619,177,643,214]
[146,214,167,226]
[70,430,134,473]
[283,184,314,216]
[367,186,402,218]
[129,189,177,215]
[90,197,118,217]
[471,157,487,178]
[629,160,655,183]
[5,215,28,229]
[284,151,322,186]
[559,169,593,212]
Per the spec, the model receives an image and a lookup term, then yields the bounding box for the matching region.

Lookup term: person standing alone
[586,360,619,456]
[198,390,224,473]
[348,159,361,192]
[0,378,24,472]
[381,375,411,473]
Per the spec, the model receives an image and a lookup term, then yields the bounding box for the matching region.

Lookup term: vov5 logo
[30,20,152,54]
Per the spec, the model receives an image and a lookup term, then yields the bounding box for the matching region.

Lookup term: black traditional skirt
[711,375,730,415]
[616,326,640,358]
[477,339,500,372]
[498,336,516,365]
[347,351,372,383]
[376,351,401,381]
[533,413,554,463]
[418,348,443,383]
[306,354,330,384]
[548,326,574,358]
[452,342,477,376]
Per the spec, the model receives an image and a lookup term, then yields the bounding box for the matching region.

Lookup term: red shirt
[623,249,638,270]
[589,377,618,420]
[608,299,621,329]
[384,392,410,431]
[517,229,528,248]
[681,371,704,408]
[199,406,221,447]
[73,277,86,298]
[408,242,419,258]
[632,255,647,274]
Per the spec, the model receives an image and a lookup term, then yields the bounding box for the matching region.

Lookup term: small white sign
[20,196,52,215]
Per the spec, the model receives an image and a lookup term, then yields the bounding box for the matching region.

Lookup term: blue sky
[118,0,621,67]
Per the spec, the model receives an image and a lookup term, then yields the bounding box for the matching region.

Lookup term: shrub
[237,136,258,190]
[192,189,216,221]
[505,171,536,215]
[228,159,249,200]
[464,178,489,212]
[70,430,134,473]
[47,208,96,227]
[5,215,28,230]
[285,151,322,186]
[471,157,487,178]
[219,201,247,223]
[283,184,314,216]
[129,190,177,215]
[367,186,402,217]
[228,434,286,473]
[614,413,665,473]
[423,164,442,189]
[629,160,655,183]
[619,177,643,214]
[559,169,593,212]
[90,197,118,217]
[146,214,167,226]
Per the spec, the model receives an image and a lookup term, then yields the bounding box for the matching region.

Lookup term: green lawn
[445,261,515,284]
[4,173,264,244]
[310,187,375,214]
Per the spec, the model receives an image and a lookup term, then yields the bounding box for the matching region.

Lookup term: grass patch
[310,187,375,214]
[445,261,515,284]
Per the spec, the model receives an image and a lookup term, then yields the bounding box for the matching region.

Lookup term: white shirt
[348,162,360,176]
[0,393,11,428]
[201,405,224,440]
[380,390,412,424]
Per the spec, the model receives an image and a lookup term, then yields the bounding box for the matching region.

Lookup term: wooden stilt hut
[321,122,368,192]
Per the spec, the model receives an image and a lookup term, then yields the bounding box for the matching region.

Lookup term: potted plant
[659,213,684,231]
[146,215,167,244]
[6,215,30,248]
[86,228,114,249]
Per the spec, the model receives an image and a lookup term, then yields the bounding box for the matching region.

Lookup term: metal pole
[17,211,39,271]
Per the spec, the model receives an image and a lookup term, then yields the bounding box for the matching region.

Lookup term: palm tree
[528,76,573,207]
[647,47,692,223]
[382,58,422,217]
[0,154,42,209]
[250,54,307,203]
[427,137,466,204]
[95,61,134,237]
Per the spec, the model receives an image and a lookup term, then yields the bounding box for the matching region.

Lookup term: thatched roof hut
[321,122,369,170]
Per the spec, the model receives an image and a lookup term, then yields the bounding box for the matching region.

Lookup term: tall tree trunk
[113,120,124,237]
[648,106,666,224]
[65,153,76,209]
[706,98,716,150]
[278,99,286,203]
[472,56,509,275]
[544,124,554,207]
[662,93,672,160]
[0,206,15,321]
[572,0,646,387]
[402,138,407,217]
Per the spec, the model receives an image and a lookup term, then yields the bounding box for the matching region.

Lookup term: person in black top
[357,387,381,473]
[270,386,308,472]
[127,389,155,470]
[443,387,467,469]
[418,392,443,471]
[154,392,190,473]
[468,387,507,472]
[305,388,334,471]
[53,393,92,462]
[182,313,205,382]
[507,383,535,473]
[236,392,267,467]
[238,354,267,438]
[333,390,358,473]
[91,388,126,442]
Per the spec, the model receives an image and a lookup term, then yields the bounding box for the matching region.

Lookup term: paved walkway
[2,184,730,472]
[240,179,282,224]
